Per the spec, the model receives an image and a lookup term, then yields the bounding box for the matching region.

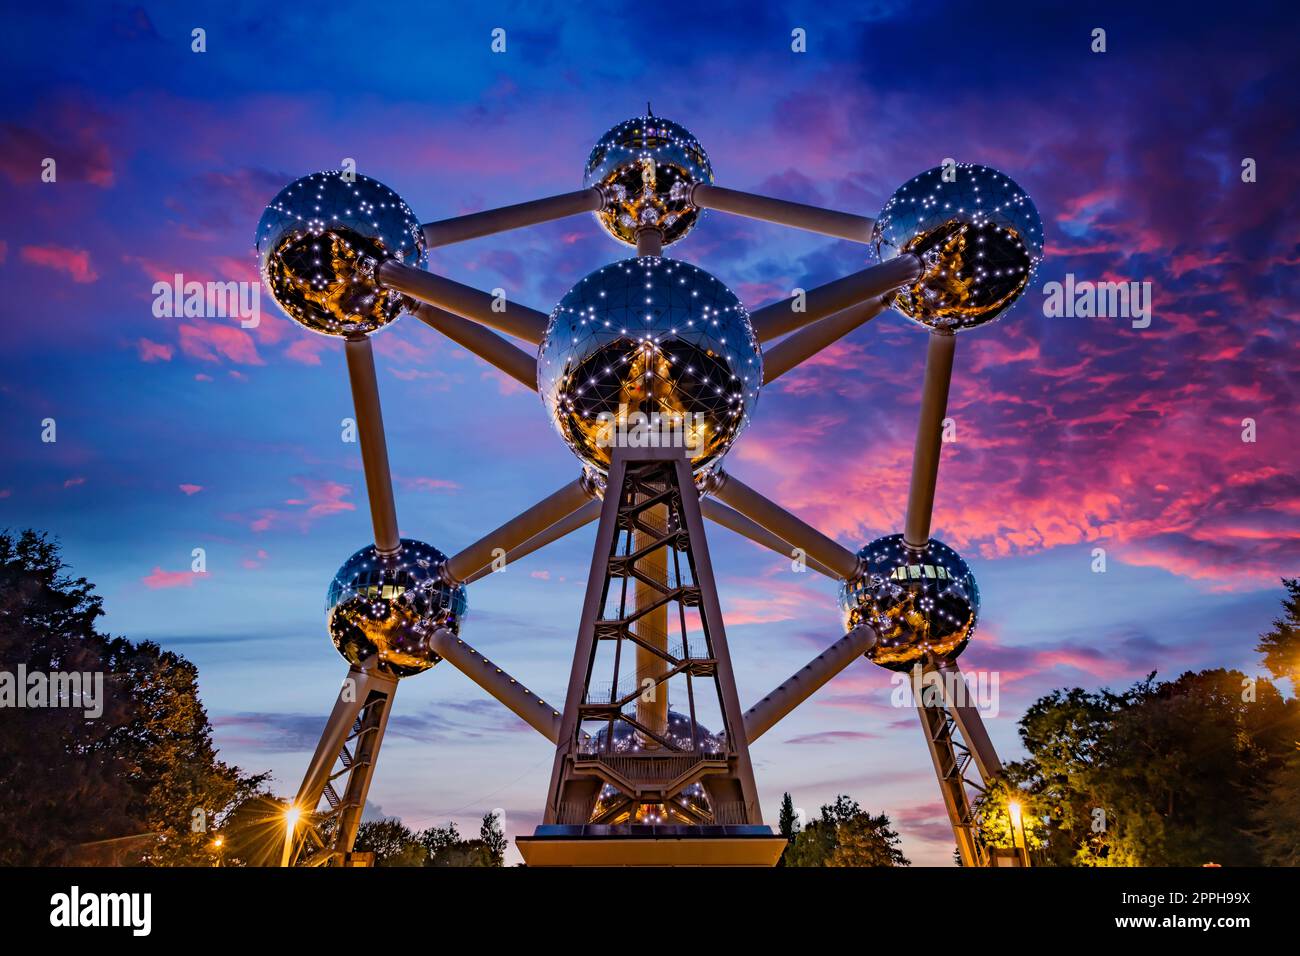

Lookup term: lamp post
[280,806,300,868]
[211,835,224,868]
[1007,800,1030,867]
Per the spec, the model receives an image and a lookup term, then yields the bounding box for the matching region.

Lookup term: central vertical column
[634,502,669,748]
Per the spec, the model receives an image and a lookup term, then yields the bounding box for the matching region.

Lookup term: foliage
[479,811,507,866]
[782,795,908,867]
[0,530,267,866]
[778,792,799,841]
[1256,577,1300,688]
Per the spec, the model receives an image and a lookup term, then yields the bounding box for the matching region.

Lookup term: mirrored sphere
[873,163,1043,331]
[584,114,713,247]
[326,539,467,678]
[256,171,426,337]
[538,257,762,474]
[839,534,979,672]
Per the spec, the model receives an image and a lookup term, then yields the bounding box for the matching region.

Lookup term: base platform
[516,824,787,867]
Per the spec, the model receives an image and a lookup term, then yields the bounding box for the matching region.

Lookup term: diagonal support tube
[903,331,956,548]
[378,259,549,345]
[691,183,875,243]
[936,661,1002,783]
[463,498,602,585]
[743,626,877,743]
[709,471,860,580]
[700,496,839,579]
[762,298,888,384]
[344,336,400,554]
[749,254,921,343]
[294,667,397,807]
[422,188,604,248]
[430,629,561,743]
[412,304,537,390]
[443,476,595,584]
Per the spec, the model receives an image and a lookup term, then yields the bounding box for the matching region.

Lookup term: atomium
[258,119,1046,867]
[326,539,467,678]
[538,256,761,474]
[256,170,426,336]
[839,534,980,672]
[873,163,1043,331]
[584,113,713,247]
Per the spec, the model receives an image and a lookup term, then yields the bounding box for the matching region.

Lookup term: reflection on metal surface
[587,712,720,824]
[584,113,713,246]
[839,534,979,671]
[257,171,426,336]
[326,539,467,678]
[873,163,1043,331]
[539,257,761,474]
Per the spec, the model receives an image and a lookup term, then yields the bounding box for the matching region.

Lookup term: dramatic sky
[2,1,1297,865]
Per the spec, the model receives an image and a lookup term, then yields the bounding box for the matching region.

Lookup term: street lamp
[211,835,224,868]
[280,805,301,868]
[1007,800,1030,867]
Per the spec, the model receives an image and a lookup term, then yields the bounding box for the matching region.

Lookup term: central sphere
[256,170,426,337]
[326,539,467,678]
[839,534,980,672]
[584,114,713,247]
[538,257,762,474]
[873,163,1043,331]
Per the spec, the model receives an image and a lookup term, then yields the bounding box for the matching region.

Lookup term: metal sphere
[326,538,467,678]
[873,163,1043,331]
[584,114,713,247]
[538,257,762,474]
[256,170,426,337]
[839,534,980,672]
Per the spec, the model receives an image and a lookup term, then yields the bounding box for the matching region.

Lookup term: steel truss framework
[285,133,1017,868]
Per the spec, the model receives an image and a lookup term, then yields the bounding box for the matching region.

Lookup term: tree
[0,530,267,865]
[778,792,800,841]
[1252,744,1300,866]
[826,812,909,867]
[417,822,461,860]
[1257,578,1300,688]
[782,794,909,867]
[1001,667,1298,867]
[479,811,507,866]
[354,817,426,866]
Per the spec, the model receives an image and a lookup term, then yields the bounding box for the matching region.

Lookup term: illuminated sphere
[326,539,467,678]
[538,257,761,474]
[256,170,426,337]
[873,163,1043,331]
[839,534,979,672]
[584,114,713,247]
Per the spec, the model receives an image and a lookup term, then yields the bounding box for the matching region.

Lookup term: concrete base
[517,825,787,867]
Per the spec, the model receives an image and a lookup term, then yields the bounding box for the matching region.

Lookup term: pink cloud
[21,244,98,283]
[179,321,264,365]
[142,567,206,589]
[179,484,203,495]
[63,477,86,488]
[136,338,173,362]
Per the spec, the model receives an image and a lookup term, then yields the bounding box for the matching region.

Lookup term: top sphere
[256,170,426,337]
[584,114,713,247]
[873,163,1043,332]
[538,256,761,475]
[839,534,980,672]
